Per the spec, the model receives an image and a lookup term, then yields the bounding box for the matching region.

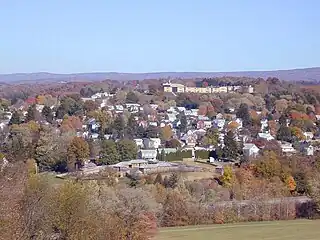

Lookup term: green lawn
[157,220,320,240]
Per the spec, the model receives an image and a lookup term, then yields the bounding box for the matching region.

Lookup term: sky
[1,0,320,73]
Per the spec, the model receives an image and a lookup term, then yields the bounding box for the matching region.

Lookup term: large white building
[163,81,253,94]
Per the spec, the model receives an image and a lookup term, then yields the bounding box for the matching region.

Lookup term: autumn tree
[254,151,281,180]
[227,121,240,131]
[162,191,189,226]
[165,139,181,148]
[35,126,63,171]
[286,175,296,193]
[202,127,219,146]
[290,126,305,141]
[67,137,89,171]
[6,123,36,160]
[83,100,99,113]
[61,116,82,133]
[154,173,163,185]
[221,165,235,188]
[160,125,173,142]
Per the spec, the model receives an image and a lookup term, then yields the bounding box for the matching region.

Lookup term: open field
[156,220,320,240]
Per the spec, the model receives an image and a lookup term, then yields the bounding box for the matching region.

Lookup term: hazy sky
[1,0,319,73]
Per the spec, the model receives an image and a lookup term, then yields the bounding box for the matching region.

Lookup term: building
[162,82,251,94]
[163,82,185,93]
[243,143,260,159]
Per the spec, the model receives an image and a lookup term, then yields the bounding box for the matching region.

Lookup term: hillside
[1,67,320,83]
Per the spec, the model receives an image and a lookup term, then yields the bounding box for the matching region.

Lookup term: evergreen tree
[154,173,163,185]
[25,104,37,122]
[163,176,169,188]
[277,125,292,142]
[116,139,138,161]
[112,115,126,139]
[135,125,145,138]
[236,103,251,127]
[158,149,166,161]
[145,125,159,138]
[99,140,120,165]
[42,105,54,123]
[126,91,139,103]
[167,172,179,189]
[127,114,138,138]
[279,114,287,126]
[223,131,239,160]
[179,112,187,133]
[9,111,21,125]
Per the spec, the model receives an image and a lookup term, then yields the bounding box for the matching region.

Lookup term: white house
[134,138,144,148]
[258,132,274,141]
[177,107,186,112]
[213,119,226,130]
[260,119,268,132]
[203,120,212,129]
[243,143,260,158]
[304,132,314,141]
[279,142,296,155]
[143,138,161,149]
[139,149,158,160]
[167,113,177,122]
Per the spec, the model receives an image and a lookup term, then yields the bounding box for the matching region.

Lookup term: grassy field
[156,220,320,240]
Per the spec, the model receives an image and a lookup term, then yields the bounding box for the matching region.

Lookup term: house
[243,143,260,159]
[304,132,314,141]
[299,142,314,156]
[279,142,296,155]
[150,104,159,110]
[181,133,197,147]
[216,113,224,119]
[143,138,161,149]
[258,132,274,141]
[157,148,177,154]
[126,103,140,113]
[167,113,177,122]
[260,119,268,132]
[91,133,99,140]
[203,120,212,129]
[213,119,226,130]
[112,159,148,169]
[139,149,158,160]
[134,138,144,148]
[149,121,158,127]
[115,105,124,113]
[36,104,45,112]
[177,107,186,112]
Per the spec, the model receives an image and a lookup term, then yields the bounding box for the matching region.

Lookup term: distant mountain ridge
[1,67,320,83]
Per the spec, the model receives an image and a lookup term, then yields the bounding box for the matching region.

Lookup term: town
[2,77,320,239]
[2,1,320,239]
